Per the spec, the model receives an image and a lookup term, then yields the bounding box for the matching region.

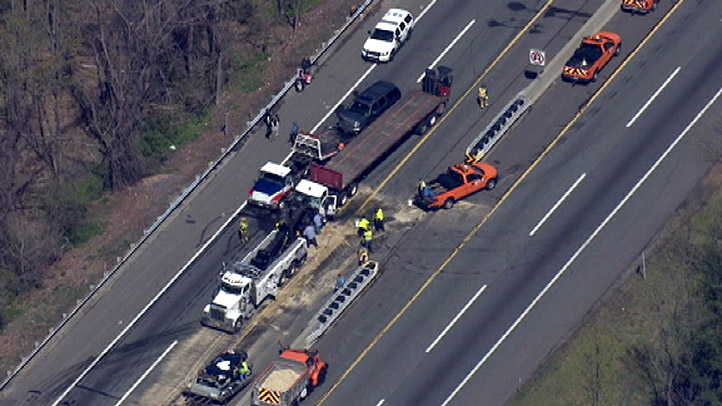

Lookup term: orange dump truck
[250,348,327,406]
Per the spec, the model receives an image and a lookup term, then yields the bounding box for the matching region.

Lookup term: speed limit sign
[529,49,546,66]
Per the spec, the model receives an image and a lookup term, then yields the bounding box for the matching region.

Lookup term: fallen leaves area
[0,0,365,376]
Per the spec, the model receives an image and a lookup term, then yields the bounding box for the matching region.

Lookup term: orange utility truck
[251,348,327,406]
[415,162,498,210]
[562,31,622,83]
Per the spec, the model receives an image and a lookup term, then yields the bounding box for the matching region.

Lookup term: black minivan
[337,81,401,135]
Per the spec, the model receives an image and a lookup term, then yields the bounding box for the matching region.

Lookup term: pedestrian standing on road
[264,110,273,139]
[362,228,374,253]
[269,114,280,141]
[303,224,318,247]
[374,207,385,232]
[238,217,250,244]
[357,216,370,237]
[478,85,489,109]
[358,246,369,265]
[289,121,299,144]
[334,273,346,292]
[313,211,324,235]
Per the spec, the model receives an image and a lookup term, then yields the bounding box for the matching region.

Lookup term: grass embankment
[511,174,722,405]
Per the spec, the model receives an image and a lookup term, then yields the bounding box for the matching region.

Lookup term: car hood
[212,290,239,309]
[363,38,395,53]
[337,109,366,125]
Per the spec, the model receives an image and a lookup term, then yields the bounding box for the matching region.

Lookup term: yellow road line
[317,0,688,404]
[355,0,556,215]
[316,2,556,404]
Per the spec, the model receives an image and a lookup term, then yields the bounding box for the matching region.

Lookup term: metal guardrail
[1,0,377,391]
[305,261,379,346]
[465,92,532,162]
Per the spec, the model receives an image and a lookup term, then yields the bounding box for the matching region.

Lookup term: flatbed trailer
[309,66,452,205]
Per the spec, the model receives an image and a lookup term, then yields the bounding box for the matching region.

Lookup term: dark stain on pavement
[197,215,224,248]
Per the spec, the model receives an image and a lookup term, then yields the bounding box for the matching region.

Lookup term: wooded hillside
[0,0,321,330]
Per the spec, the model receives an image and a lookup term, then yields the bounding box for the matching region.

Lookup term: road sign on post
[525,48,545,79]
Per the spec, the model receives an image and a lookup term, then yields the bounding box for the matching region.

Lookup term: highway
[308,0,722,405]
[2,0,721,405]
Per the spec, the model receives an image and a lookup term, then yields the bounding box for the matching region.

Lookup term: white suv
[362,8,414,63]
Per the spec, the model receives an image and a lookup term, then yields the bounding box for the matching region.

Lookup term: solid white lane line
[416,19,476,83]
[310,64,377,134]
[529,173,586,237]
[626,66,681,128]
[441,85,722,406]
[425,285,487,353]
[52,202,248,406]
[115,340,178,406]
[375,399,386,406]
[416,0,438,23]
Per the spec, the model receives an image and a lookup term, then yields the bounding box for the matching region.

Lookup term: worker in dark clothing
[357,216,370,237]
[289,121,299,144]
[303,224,318,247]
[313,211,324,235]
[374,208,385,232]
[362,229,373,253]
[334,273,346,292]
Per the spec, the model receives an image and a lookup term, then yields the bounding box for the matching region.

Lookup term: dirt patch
[0,0,364,378]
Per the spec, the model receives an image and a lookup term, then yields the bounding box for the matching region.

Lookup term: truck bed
[317,90,444,191]
[258,358,305,392]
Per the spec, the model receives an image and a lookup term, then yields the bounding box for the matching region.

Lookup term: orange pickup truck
[415,162,498,210]
[562,31,622,83]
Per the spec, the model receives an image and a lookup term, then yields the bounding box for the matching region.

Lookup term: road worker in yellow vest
[374,208,384,232]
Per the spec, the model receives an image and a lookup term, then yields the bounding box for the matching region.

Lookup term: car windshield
[349,101,371,115]
[370,28,394,42]
[260,172,284,184]
[221,282,242,295]
[569,43,603,67]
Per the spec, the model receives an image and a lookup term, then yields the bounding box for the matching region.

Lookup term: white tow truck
[201,226,308,333]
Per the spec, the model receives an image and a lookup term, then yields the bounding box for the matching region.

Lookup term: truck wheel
[348,183,358,197]
[300,386,308,399]
[443,198,454,210]
[427,113,438,128]
[485,178,498,190]
[615,43,621,56]
[339,193,349,207]
[233,319,243,333]
[415,120,429,135]
[592,71,599,82]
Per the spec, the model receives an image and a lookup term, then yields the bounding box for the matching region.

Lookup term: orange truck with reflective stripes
[621,0,660,13]
[562,31,622,84]
[251,348,327,406]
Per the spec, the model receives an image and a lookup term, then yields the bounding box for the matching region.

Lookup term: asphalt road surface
[306,1,722,406]
[4,0,721,405]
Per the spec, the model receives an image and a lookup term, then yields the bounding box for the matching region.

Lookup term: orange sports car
[621,0,660,13]
[562,31,622,84]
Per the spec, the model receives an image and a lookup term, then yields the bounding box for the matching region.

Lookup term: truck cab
[248,162,295,210]
[202,269,260,333]
[293,179,337,219]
